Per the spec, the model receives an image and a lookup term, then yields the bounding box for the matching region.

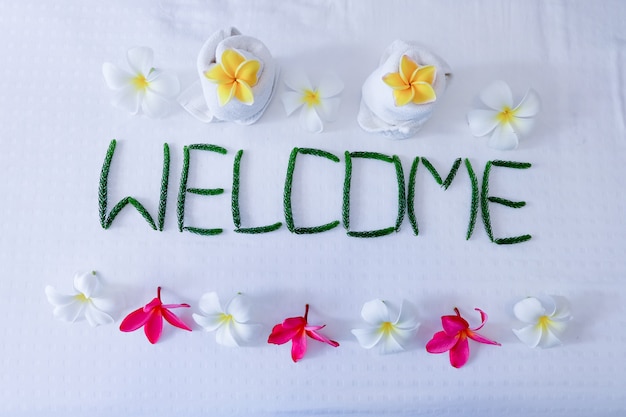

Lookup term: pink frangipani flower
[120,287,191,344]
[426,307,500,368]
[268,304,339,362]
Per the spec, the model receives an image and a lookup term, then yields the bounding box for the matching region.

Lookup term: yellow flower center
[74,293,89,303]
[497,106,517,123]
[538,315,552,329]
[132,74,149,91]
[220,313,233,323]
[302,89,321,107]
[380,321,394,334]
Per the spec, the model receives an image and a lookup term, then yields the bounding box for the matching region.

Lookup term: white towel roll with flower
[180,27,278,125]
[358,40,451,139]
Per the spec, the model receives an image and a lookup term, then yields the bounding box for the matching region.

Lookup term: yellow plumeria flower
[382,55,437,106]
[204,49,260,106]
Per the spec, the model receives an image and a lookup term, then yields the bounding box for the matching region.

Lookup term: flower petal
[102,63,132,90]
[392,87,414,107]
[513,324,543,348]
[467,109,500,137]
[412,65,436,85]
[111,85,143,114]
[205,64,231,84]
[539,327,564,348]
[513,297,546,324]
[480,80,514,110]
[514,89,540,118]
[360,299,391,325]
[217,82,237,106]
[192,313,224,331]
[551,296,572,321]
[449,335,470,368]
[234,80,255,105]
[147,70,180,98]
[226,294,251,323]
[53,301,85,323]
[90,295,116,313]
[235,59,260,87]
[399,55,418,84]
[394,300,419,330]
[142,91,173,118]
[411,82,436,104]
[299,106,324,133]
[73,272,97,298]
[510,115,535,137]
[215,321,239,347]
[471,308,489,331]
[162,308,192,331]
[197,292,223,315]
[467,330,500,345]
[220,49,246,77]
[282,91,304,116]
[390,326,417,346]
[383,72,408,90]
[317,97,341,122]
[426,331,459,353]
[119,307,151,332]
[144,311,163,344]
[283,71,313,92]
[441,315,468,335]
[84,304,114,327]
[380,332,405,354]
[268,323,301,345]
[487,122,519,150]
[351,327,384,349]
[290,331,308,362]
[306,328,339,347]
[127,47,153,75]
[45,286,75,307]
[317,74,344,98]
[230,321,258,345]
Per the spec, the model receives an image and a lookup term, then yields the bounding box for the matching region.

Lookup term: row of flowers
[46,272,571,368]
[103,37,540,150]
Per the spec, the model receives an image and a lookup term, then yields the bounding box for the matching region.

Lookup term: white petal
[467,109,500,137]
[511,115,535,136]
[487,122,519,150]
[147,70,180,98]
[538,327,563,348]
[513,324,543,348]
[215,321,239,347]
[394,300,420,331]
[317,97,341,122]
[84,304,114,327]
[299,106,324,133]
[360,299,391,325]
[283,71,313,92]
[551,296,572,321]
[546,319,568,335]
[127,47,153,74]
[192,313,223,331]
[480,80,514,110]
[226,294,251,323]
[317,74,344,98]
[282,91,304,116]
[142,91,172,118]
[197,292,223,315]
[111,85,142,114]
[73,272,98,298]
[351,327,383,349]
[53,301,85,323]
[102,63,132,90]
[514,89,540,117]
[379,332,405,355]
[230,321,258,345]
[45,286,75,307]
[90,295,116,314]
[513,297,546,324]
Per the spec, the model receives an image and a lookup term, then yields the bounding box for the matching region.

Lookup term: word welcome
[99,140,532,244]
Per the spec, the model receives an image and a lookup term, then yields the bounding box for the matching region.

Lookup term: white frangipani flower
[102,47,180,118]
[282,72,343,133]
[512,295,572,348]
[45,271,115,327]
[193,292,258,347]
[351,299,419,354]
[467,80,540,150]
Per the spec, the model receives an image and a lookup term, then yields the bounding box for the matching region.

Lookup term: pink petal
[471,308,488,331]
[282,316,306,329]
[441,315,468,335]
[268,323,301,345]
[161,303,191,310]
[306,328,340,347]
[144,310,163,344]
[162,308,192,331]
[425,331,459,353]
[119,307,151,332]
[143,297,161,312]
[290,331,308,362]
[449,335,470,368]
[467,330,500,346]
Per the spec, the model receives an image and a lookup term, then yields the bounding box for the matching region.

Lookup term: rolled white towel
[179,27,278,125]
[358,40,451,139]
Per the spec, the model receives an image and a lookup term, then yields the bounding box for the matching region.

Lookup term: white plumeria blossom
[102,47,180,118]
[282,72,344,133]
[351,299,420,354]
[512,295,572,348]
[193,292,258,347]
[45,271,115,327]
[467,80,540,150]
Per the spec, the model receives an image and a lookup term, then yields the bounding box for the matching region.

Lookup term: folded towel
[358,40,451,139]
[179,27,278,125]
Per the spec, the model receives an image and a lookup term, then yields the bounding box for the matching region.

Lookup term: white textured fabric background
[0,1,625,415]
